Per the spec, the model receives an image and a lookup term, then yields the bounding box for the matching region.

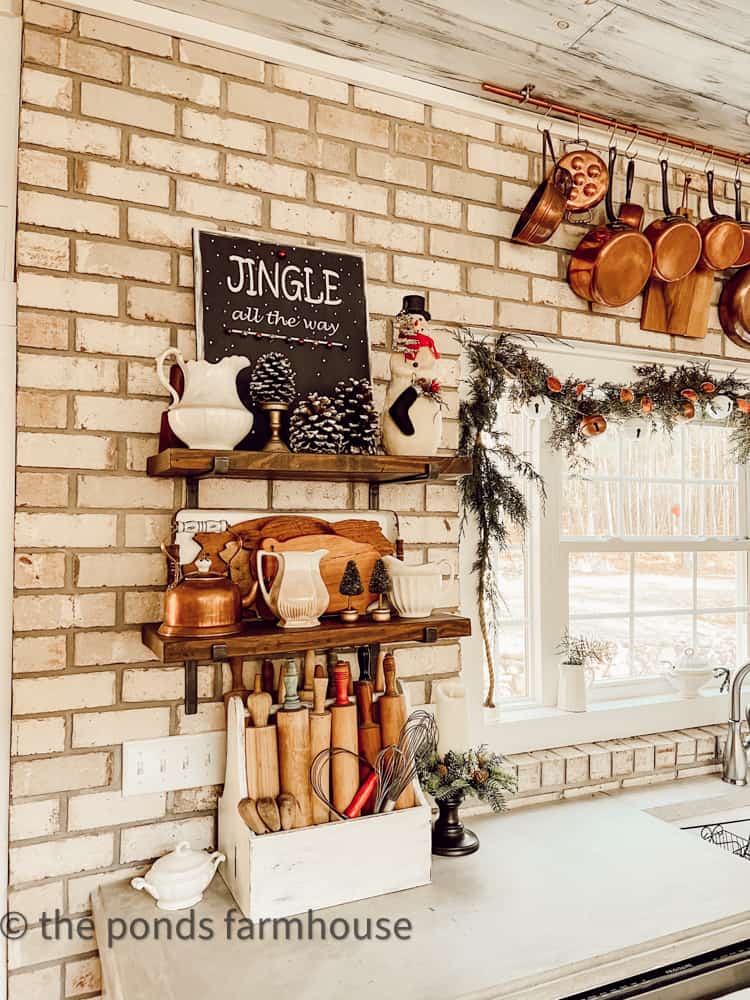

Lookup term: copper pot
[568,147,653,307]
[643,159,702,282]
[557,144,609,212]
[617,158,644,231]
[159,544,243,637]
[512,130,572,245]
[733,177,750,268]
[719,266,750,349]
[697,170,743,270]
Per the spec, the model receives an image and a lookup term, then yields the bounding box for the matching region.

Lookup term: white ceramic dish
[131,841,224,911]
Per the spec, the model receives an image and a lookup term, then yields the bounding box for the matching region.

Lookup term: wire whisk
[310,746,372,821]
[374,710,438,812]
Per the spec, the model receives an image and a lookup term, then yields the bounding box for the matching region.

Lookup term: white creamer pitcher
[257,548,329,629]
[383,554,451,618]
[156,348,253,450]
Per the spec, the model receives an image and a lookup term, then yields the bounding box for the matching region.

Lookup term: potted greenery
[417,746,517,856]
[556,628,613,712]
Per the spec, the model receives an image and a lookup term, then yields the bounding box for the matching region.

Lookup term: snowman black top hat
[399,294,431,321]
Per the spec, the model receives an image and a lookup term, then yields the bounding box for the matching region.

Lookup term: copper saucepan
[733,177,750,268]
[719,266,750,348]
[512,129,572,245]
[617,158,644,231]
[568,146,653,307]
[697,170,743,270]
[643,159,702,282]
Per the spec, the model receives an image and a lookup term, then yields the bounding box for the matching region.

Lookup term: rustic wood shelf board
[147,449,471,483]
[142,614,471,664]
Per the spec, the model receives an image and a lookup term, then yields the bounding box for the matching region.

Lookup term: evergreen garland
[458,328,750,708]
[289,393,343,454]
[248,352,296,405]
[332,378,380,454]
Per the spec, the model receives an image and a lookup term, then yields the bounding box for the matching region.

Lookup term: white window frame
[461,339,750,754]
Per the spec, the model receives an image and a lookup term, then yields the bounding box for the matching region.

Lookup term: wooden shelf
[147,449,471,484]
[142,613,471,664]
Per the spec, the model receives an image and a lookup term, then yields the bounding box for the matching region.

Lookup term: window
[492,345,750,709]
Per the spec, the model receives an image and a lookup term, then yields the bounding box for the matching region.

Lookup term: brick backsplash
[11,2,745,995]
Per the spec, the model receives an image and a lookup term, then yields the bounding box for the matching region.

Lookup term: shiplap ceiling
[154,0,750,152]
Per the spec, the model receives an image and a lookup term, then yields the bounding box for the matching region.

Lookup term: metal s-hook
[535,102,554,133]
[519,83,535,104]
[657,135,670,161]
[624,128,639,160]
[606,122,618,151]
[703,146,715,173]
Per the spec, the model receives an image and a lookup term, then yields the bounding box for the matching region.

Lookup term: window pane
[684,484,737,537]
[696,612,741,668]
[633,614,693,673]
[621,482,682,537]
[686,424,737,481]
[622,430,680,480]
[570,617,630,679]
[494,623,528,699]
[497,547,525,620]
[697,551,742,609]
[569,551,629,616]
[562,478,617,537]
[634,552,693,612]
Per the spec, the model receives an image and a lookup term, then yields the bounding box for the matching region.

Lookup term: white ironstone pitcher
[256,548,329,629]
[156,348,253,450]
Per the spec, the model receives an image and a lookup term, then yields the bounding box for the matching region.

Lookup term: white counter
[94,777,750,1000]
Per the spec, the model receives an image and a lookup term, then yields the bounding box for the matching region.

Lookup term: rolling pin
[355,681,381,791]
[373,649,386,695]
[246,675,279,800]
[276,659,313,828]
[330,661,359,814]
[300,649,316,703]
[379,653,414,809]
[261,658,275,697]
[326,649,338,699]
[309,665,331,825]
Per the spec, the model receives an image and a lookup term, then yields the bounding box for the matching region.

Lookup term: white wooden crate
[218,695,432,920]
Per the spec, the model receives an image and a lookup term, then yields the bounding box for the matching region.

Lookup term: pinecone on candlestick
[289,393,343,453]
[248,352,296,405]
[332,377,380,455]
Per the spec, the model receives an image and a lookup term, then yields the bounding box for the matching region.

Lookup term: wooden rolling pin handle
[344,771,378,819]
[383,653,398,697]
[355,682,375,727]
[282,659,303,711]
[261,659,275,696]
[312,665,327,715]
[333,662,350,706]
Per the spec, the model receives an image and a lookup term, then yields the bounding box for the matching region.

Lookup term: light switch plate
[122,732,226,797]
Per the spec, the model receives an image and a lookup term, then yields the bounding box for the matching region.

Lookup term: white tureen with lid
[131,841,225,911]
[664,646,714,699]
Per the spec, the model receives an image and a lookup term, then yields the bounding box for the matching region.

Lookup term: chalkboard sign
[193,229,371,450]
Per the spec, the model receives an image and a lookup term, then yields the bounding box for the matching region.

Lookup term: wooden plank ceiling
[157,0,750,150]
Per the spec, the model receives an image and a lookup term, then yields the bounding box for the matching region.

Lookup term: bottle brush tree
[338,559,364,611]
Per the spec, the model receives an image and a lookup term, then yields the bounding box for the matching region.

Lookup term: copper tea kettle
[158,542,243,638]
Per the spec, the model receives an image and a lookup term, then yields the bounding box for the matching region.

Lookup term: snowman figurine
[382,295,443,456]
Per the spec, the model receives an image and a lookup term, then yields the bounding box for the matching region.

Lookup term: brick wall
[11,2,746,995]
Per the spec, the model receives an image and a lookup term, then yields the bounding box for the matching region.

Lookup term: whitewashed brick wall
[12,2,743,995]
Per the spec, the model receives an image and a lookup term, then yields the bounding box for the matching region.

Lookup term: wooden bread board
[640,269,714,338]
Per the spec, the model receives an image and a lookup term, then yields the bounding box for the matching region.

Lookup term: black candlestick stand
[431,790,480,857]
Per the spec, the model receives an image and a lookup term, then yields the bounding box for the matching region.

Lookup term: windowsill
[481,689,729,755]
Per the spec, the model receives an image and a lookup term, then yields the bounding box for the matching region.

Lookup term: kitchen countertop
[93,776,750,1000]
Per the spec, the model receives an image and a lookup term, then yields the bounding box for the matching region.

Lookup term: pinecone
[289,393,343,454]
[248,352,296,405]
[332,378,380,454]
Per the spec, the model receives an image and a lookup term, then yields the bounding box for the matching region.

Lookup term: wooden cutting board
[260,534,379,615]
[640,269,713,338]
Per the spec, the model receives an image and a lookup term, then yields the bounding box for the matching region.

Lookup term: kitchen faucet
[722,661,750,785]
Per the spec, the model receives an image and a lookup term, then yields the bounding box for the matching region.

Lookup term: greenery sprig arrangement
[458,329,750,707]
[417,745,517,812]
[556,628,613,667]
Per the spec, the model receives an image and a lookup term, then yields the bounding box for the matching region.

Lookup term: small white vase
[557,662,594,712]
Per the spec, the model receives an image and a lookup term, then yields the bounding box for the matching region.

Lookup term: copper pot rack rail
[481,82,750,167]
